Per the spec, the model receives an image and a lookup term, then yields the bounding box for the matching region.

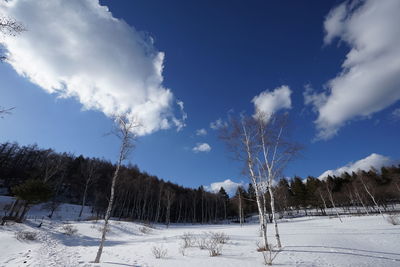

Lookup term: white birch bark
[94,115,137,263]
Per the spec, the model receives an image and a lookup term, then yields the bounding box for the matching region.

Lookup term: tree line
[0,141,233,224]
[1,141,399,225]
[233,167,400,221]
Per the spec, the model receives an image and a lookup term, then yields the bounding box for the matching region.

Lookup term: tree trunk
[360,178,384,218]
[79,179,90,218]
[94,162,120,263]
[326,185,342,222]
[18,202,30,222]
[238,191,243,226]
[268,185,281,248]
[354,188,369,215]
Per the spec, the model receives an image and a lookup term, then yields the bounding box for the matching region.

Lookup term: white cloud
[0,0,185,136]
[195,128,207,136]
[192,143,211,153]
[252,85,292,120]
[311,0,400,140]
[173,100,187,131]
[205,179,244,196]
[318,153,397,179]
[210,118,227,130]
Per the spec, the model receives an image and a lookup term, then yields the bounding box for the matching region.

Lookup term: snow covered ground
[1,197,400,267]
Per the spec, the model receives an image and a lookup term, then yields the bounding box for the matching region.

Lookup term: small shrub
[139,226,152,234]
[197,236,207,250]
[204,237,223,257]
[152,245,168,259]
[199,231,228,257]
[387,214,400,225]
[260,244,282,265]
[16,231,37,241]
[62,224,78,235]
[209,231,230,244]
[179,242,186,256]
[97,225,110,233]
[180,232,196,248]
[256,240,269,252]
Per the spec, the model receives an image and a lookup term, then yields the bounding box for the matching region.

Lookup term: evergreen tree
[12,179,52,221]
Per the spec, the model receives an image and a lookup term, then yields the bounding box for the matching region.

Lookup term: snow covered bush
[387,214,400,225]
[62,224,78,235]
[197,236,207,250]
[139,226,152,234]
[178,242,187,256]
[204,236,223,257]
[180,232,196,248]
[210,231,230,244]
[202,232,228,256]
[151,245,168,259]
[15,231,37,241]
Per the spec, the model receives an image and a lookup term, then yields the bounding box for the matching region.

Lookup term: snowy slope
[1,196,400,266]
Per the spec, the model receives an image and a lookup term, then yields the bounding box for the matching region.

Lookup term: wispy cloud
[195,128,207,136]
[210,118,227,130]
[0,0,185,136]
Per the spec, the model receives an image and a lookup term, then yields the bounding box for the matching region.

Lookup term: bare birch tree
[359,172,385,218]
[221,116,269,250]
[221,113,300,251]
[79,160,99,218]
[325,179,342,222]
[94,115,138,263]
[254,112,300,248]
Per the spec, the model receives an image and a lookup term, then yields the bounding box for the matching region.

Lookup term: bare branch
[0,106,15,118]
[1,16,26,61]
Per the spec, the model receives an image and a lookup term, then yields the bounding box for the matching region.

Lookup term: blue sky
[1,0,400,193]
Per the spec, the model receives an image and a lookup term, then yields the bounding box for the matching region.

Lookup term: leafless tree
[94,115,138,263]
[221,112,300,251]
[41,151,65,183]
[359,172,385,219]
[79,160,99,218]
[164,188,175,227]
[220,116,269,250]
[325,181,342,222]
[254,112,300,248]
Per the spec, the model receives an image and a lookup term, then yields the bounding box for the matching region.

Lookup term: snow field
[1,195,400,267]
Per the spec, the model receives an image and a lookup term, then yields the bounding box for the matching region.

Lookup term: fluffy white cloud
[195,128,207,136]
[192,143,211,153]
[252,85,292,120]
[311,0,400,140]
[210,118,227,130]
[0,0,184,136]
[205,179,244,196]
[319,153,397,179]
